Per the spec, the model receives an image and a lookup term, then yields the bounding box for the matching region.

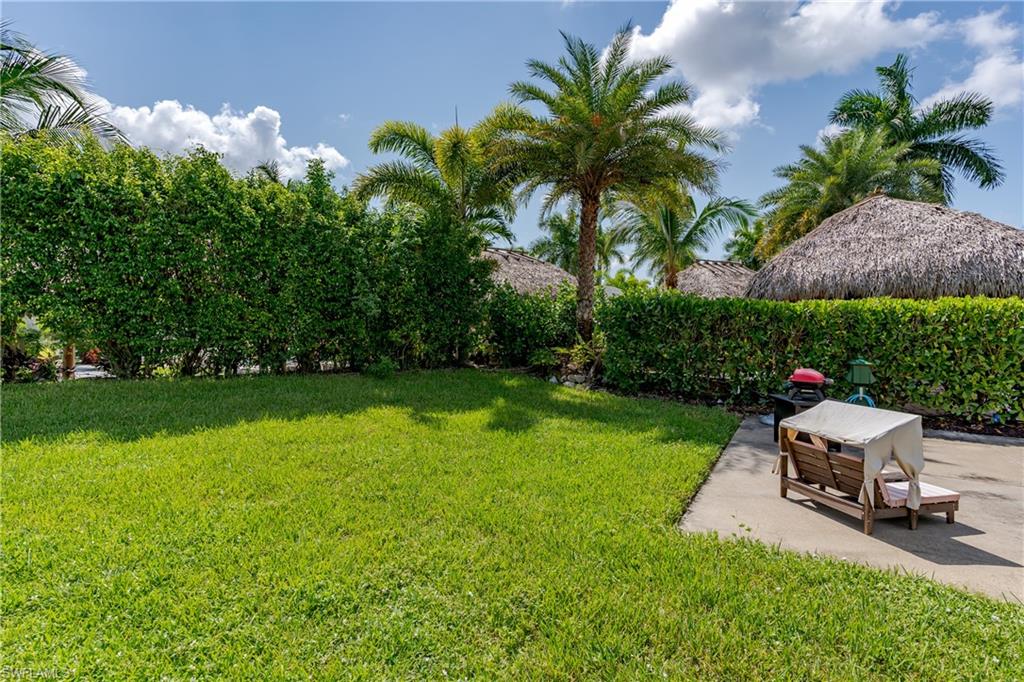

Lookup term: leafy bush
[362,357,399,379]
[601,291,1024,421]
[1,136,491,378]
[480,284,576,366]
[526,348,559,372]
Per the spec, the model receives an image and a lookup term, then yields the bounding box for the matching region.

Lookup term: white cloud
[338,113,352,124]
[816,122,846,146]
[960,8,1020,53]
[922,8,1023,112]
[629,0,947,130]
[104,100,348,180]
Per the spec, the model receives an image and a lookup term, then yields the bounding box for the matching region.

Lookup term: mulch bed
[921,415,1023,439]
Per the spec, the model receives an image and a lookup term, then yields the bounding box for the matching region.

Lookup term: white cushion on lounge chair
[884,481,960,507]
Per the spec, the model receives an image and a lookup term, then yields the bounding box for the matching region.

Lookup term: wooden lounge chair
[779,437,959,535]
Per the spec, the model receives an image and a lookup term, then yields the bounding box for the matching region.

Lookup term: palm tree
[482,27,724,340]
[594,226,629,284]
[758,128,943,255]
[353,120,515,243]
[252,159,284,184]
[619,195,756,288]
[531,202,627,282]
[530,205,579,274]
[0,21,124,143]
[724,218,766,270]
[829,53,1003,200]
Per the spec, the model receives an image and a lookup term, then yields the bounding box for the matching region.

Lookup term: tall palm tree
[530,205,580,274]
[723,218,766,270]
[619,195,756,288]
[530,202,627,282]
[829,53,1003,201]
[594,226,629,284]
[353,120,516,243]
[0,21,124,143]
[758,128,943,256]
[483,27,723,339]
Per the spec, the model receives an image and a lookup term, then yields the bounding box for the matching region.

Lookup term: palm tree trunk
[664,265,679,289]
[576,192,599,341]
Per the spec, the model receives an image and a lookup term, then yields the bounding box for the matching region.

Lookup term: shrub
[481,284,576,366]
[362,357,399,379]
[0,136,493,378]
[601,291,1024,422]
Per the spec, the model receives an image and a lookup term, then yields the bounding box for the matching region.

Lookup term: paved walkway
[682,417,1024,601]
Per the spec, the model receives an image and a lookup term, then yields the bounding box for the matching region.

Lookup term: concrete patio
[682,417,1024,602]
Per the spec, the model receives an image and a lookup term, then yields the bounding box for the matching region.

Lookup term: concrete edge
[923,429,1024,447]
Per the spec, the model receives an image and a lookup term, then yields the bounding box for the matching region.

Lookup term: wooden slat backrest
[784,434,896,509]
[826,451,865,497]
[786,440,837,489]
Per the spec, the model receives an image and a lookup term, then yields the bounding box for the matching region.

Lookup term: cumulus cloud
[629,0,946,130]
[103,100,348,180]
[922,8,1023,112]
[816,122,847,146]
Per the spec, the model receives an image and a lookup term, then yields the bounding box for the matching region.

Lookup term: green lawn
[3,371,1020,679]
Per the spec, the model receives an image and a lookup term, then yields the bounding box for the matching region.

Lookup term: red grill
[785,368,831,402]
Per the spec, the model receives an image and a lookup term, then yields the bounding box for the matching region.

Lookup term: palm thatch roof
[483,248,576,295]
[675,260,755,298]
[746,196,1024,300]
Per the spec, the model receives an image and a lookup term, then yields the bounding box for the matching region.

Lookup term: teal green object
[845,358,876,406]
[846,358,876,386]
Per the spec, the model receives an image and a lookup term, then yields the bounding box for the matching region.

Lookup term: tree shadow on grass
[2,369,735,449]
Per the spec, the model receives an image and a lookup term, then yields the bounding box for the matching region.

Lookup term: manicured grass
[3,371,1020,678]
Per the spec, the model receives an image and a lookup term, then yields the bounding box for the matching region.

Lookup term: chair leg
[863,504,873,535]
[946,510,955,524]
[909,509,919,530]
[779,456,788,498]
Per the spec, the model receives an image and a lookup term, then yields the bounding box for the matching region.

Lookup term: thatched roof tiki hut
[746,196,1024,300]
[675,260,755,298]
[482,248,576,295]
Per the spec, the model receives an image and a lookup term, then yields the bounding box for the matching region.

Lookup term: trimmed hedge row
[1,136,491,377]
[480,284,577,366]
[601,291,1024,422]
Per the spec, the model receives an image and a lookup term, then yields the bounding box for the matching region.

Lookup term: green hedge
[1,136,491,377]
[480,284,576,366]
[601,291,1024,422]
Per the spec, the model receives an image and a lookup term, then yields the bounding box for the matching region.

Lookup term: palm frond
[22,101,126,145]
[366,120,437,170]
[915,93,994,138]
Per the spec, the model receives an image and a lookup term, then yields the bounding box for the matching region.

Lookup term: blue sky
[7,1,1023,260]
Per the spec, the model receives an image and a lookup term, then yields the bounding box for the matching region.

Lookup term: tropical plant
[483,26,724,339]
[724,218,766,270]
[829,53,1003,201]
[758,128,943,256]
[604,269,649,293]
[353,120,515,243]
[251,159,284,184]
[530,205,580,274]
[617,195,756,288]
[0,21,123,143]
[594,225,629,284]
[530,202,627,281]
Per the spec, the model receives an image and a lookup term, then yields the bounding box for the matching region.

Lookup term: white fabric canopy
[779,401,924,510]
